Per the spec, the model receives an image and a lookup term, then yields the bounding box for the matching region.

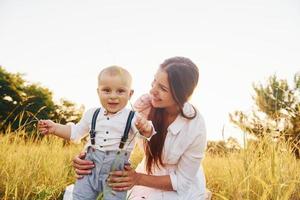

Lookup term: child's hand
[38,120,57,135]
[135,115,152,138]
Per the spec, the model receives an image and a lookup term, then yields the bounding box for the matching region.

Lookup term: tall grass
[204,136,300,200]
[0,131,82,200]
[0,130,144,200]
[1,131,300,200]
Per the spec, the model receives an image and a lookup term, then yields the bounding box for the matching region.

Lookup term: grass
[0,131,300,200]
[0,131,81,200]
[203,137,300,200]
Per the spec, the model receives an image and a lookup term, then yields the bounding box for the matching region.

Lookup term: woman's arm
[137,174,173,191]
[108,133,205,193]
[110,115,207,194]
[108,165,174,191]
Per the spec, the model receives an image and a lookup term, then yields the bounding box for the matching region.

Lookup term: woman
[72,56,207,200]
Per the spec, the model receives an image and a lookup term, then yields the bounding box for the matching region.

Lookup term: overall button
[106,131,109,134]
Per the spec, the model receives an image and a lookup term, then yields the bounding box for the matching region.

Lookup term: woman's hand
[72,152,95,179]
[108,164,141,191]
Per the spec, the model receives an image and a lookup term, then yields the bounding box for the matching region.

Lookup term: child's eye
[117,89,125,94]
[102,88,110,93]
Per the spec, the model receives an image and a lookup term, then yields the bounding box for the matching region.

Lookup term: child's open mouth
[108,102,119,107]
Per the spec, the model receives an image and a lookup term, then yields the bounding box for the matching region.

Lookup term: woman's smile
[151,95,161,102]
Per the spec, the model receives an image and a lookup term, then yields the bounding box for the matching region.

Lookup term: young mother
[72,57,207,199]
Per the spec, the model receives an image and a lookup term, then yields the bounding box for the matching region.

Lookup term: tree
[0,67,26,126]
[53,99,84,125]
[230,73,300,156]
[0,66,83,134]
[206,137,241,156]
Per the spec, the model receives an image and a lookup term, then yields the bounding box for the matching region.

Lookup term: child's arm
[134,114,154,138]
[38,120,71,140]
[132,94,156,139]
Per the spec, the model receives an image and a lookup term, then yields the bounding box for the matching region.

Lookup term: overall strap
[89,108,101,145]
[119,110,135,149]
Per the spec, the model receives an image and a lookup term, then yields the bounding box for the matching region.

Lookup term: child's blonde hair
[98,66,132,87]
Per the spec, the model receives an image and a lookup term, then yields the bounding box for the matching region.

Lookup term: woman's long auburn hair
[144,56,199,174]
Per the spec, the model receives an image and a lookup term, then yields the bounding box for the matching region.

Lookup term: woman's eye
[160,87,167,92]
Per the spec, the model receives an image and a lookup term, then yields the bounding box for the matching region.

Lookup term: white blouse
[129,94,207,200]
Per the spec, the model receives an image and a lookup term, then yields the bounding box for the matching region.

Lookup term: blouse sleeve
[169,116,207,195]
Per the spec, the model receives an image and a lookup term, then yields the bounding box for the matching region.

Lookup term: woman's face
[150,69,177,110]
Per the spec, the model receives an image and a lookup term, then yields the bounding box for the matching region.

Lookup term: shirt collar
[102,107,127,117]
[167,103,195,135]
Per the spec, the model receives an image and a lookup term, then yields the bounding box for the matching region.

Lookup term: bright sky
[0,0,299,142]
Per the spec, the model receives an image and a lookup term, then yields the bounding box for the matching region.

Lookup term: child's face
[97,73,133,115]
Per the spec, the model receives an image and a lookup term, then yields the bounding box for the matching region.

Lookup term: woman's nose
[150,87,157,95]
